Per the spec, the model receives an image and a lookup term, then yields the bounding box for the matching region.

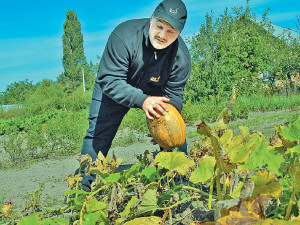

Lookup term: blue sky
[0,0,299,93]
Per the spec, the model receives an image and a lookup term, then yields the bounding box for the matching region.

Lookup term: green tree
[62,9,87,92]
[185,3,295,103]
[2,79,36,105]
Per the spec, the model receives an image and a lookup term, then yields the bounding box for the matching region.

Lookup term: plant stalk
[285,188,296,221]
[208,165,217,210]
[216,171,222,200]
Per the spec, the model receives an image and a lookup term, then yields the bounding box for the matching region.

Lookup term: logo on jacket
[150,76,160,82]
[169,8,179,15]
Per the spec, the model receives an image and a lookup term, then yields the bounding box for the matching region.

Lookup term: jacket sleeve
[164,52,191,112]
[96,32,148,108]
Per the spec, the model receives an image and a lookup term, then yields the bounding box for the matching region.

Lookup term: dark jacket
[97,18,191,112]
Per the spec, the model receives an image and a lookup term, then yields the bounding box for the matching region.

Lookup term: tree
[2,79,36,105]
[185,3,295,103]
[62,10,87,92]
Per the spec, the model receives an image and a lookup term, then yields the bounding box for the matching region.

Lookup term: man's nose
[158,30,166,39]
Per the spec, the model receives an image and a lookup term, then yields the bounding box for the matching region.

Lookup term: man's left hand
[142,96,170,120]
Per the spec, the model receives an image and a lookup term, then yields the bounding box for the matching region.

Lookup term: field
[1,104,299,224]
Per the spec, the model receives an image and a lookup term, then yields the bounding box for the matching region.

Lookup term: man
[78,0,191,189]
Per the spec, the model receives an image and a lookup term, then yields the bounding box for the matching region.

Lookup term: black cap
[153,0,187,31]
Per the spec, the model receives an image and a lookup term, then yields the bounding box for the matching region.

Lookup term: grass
[236,93,300,112]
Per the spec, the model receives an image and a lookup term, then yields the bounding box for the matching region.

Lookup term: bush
[25,80,67,115]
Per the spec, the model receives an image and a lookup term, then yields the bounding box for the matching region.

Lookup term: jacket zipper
[136,50,157,88]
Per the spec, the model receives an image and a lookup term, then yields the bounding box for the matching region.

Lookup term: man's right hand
[142,96,170,120]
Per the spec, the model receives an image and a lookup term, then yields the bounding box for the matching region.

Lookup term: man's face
[149,17,180,50]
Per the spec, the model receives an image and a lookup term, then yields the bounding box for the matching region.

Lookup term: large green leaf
[141,166,157,182]
[244,134,285,176]
[154,152,195,175]
[280,116,300,141]
[189,156,216,183]
[136,183,158,215]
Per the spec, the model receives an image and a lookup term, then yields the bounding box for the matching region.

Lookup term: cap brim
[154,13,183,31]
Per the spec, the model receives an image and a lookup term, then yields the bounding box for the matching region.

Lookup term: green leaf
[82,213,100,225]
[141,166,157,182]
[136,183,158,214]
[18,215,42,225]
[86,196,107,213]
[154,152,195,175]
[189,156,216,183]
[287,145,300,154]
[64,189,89,196]
[52,218,69,225]
[120,196,139,216]
[226,128,258,163]
[244,134,285,176]
[42,219,56,225]
[123,163,142,181]
[220,129,233,147]
[106,173,121,183]
[280,116,300,141]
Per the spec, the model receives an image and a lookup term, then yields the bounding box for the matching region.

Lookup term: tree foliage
[2,79,36,105]
[185,4,300,104]
[62,10,87,92]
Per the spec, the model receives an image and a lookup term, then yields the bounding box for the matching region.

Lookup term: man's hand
[142,96,170,120]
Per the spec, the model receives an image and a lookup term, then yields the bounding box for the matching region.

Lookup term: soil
[0,109,298,214]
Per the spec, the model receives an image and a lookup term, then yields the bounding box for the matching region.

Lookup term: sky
[0,0,299,93]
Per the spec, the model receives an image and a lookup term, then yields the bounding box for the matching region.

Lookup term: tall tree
[62,10,87,92]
